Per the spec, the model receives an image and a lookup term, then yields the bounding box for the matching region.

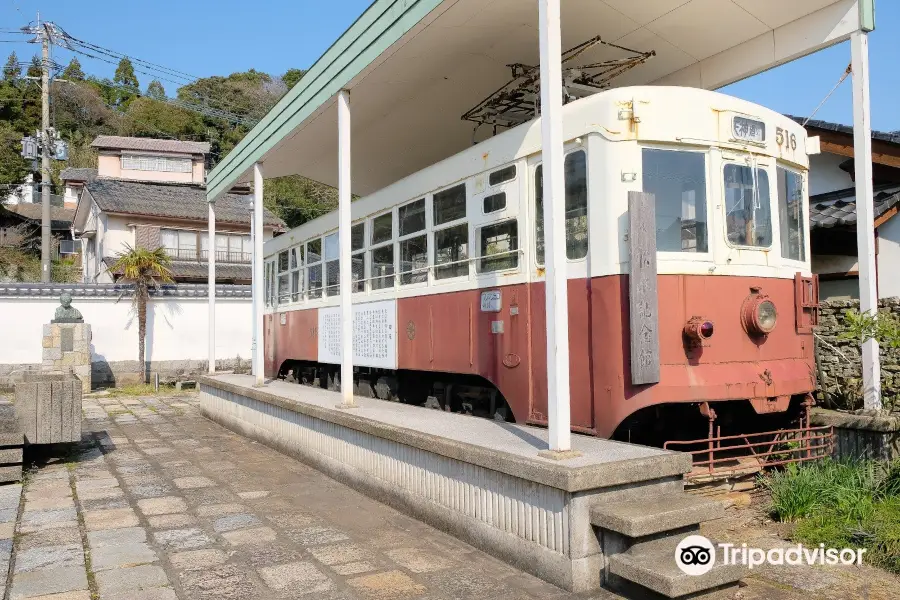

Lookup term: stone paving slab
[2,392,822,600]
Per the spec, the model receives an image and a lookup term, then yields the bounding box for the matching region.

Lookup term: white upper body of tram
[262,85,813,312]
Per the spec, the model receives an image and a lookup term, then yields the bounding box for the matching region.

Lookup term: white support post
[538,0,572,454]
[851,30,881,411]
[338,90,355,407]
[253,163,266,386]
[208,200,216,374]
[249,205,257,379]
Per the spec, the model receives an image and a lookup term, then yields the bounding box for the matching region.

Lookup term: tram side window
[324,233,340,296]
[724,164,772,248]
[399,199,425,235]
[400,235,428,285]
[434,224,469,280]
[351,222,365,293]
[277,251,290,304]
[307,239,323,299]
[489,165,516,186]
[534,150,588,264]
[479,220,518,273]
[483,192,506,214]
[777,167,806,261]
[642,149,708,253]
[289,246,304,302]
[433,184,466,226]
[264,261,273,306]
[370,212,394,291]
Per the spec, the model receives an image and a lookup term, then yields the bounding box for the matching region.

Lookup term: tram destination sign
[318,299,398,370]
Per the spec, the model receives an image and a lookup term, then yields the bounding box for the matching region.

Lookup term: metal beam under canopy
[207,0,870,201]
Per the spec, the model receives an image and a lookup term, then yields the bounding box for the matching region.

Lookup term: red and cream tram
[262,85,820,452]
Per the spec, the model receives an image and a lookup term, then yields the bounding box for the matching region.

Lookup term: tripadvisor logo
[675,534,868,575]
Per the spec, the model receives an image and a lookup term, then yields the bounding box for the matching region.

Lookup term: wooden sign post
[628,191,660,385]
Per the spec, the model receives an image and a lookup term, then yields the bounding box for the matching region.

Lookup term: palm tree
[110,245,173,383]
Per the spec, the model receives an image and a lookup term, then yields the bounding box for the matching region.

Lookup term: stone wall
[815,297,900,411]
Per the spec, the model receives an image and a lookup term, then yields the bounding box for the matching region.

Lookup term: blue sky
[2,0,897,131]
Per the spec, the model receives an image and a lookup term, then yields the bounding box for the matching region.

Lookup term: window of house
[324,233,340,296]
[433,184,466,226]
[121,155,192,173]
[160,229,198,261]
[207,234,250,263]
[641,148,708,253]
[724,164,772,248]
[479,220,519,272]
[306,239,323,299]
[489,165,516,187]
[399,199,426,236]
[483,192,506,214]
[778,167,806,261]
[534,150,589,264]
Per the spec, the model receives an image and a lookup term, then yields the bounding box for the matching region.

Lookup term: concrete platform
[200,375,694,593]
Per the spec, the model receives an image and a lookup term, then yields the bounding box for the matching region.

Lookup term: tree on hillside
[264,175,338,228]
[122,96,204,139]
[113,57,139,106]
[26,55,41,78]
[62,58,84,81]
[110,245,173,383]
[146,79,166,100]
[282,68,306,89]
[0,121,30,186]
[3,52,19,81]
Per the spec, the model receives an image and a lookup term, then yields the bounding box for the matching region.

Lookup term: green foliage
[282,68,307,89]
[61,58,84,81]
[839,309,900,350]
[761,459,900,574]
[120,96,204,139]
[113,58,139,104]
[0,121,30,186]
[146,79,166,100]
[3,52,19,80]
[26,55,41,78]
[0,247,82,283]
[264,175,338,229]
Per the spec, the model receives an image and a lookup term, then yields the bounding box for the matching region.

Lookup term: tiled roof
[59,168,98,183]
[101,257,251,282]
[91,136,211,155]
[6,203,74,229]
[788,116,900,145]
[0,282,250,298]
[810,188,900,229]
[85,179,284,229]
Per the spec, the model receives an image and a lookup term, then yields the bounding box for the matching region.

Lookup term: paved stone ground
[5,392,892,600]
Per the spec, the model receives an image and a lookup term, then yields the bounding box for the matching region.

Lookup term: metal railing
[164,248,251,264]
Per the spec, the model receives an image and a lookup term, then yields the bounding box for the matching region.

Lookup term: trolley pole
[40,22,51,282]
[538,0,574,456]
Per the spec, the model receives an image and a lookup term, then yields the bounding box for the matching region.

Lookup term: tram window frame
[399,198,426,236]
[306,238,323,300]
[777,165,806,263]
[482,191,507,215]
[369,210,395,292]
[533,149,589,266]
[289,245,304,303]
[398,198,429,287]
[277,250,290,304]
[478,219,519,273]
[433,222,469,281]
[264,260,274,307]
[641,147,710,255]
[433,183,467,227]
[489,165,516,187]
[722,162,773,250]
[351,222,365,293]
[324,232,340,297]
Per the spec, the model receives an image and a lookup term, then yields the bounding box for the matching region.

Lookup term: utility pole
[40,20,51,282]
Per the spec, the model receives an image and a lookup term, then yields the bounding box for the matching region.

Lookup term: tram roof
[207,0,874,202]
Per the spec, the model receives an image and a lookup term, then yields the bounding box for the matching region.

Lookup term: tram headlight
[742,291,777,336]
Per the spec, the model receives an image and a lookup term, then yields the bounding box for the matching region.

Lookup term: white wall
[878,217,900,299]
[808,152,854,197]
[0,295,252,366]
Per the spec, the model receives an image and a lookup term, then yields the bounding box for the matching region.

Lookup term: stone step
[591,493,724,537]
[609,537,746,598]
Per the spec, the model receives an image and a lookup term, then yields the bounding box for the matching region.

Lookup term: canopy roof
[208,0,873,201]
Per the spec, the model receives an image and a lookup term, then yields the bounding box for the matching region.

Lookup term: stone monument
[42,293,92,393]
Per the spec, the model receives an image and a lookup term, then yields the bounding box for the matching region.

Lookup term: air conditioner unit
[59,240,77,255]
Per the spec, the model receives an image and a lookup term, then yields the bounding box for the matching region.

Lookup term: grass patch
[761,459,900,574]
[101,383,191,398]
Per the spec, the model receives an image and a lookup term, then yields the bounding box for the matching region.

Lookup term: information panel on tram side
[317,299,398,369]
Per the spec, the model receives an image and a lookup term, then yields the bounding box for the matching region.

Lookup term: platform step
[609,537,746,598]
[591,493,723,537]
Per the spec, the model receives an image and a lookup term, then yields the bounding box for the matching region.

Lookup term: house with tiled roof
[73,136,285,284]
[792,117,900,301]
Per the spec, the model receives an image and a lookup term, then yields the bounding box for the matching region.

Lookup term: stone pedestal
[42,323,91,393]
